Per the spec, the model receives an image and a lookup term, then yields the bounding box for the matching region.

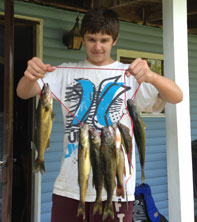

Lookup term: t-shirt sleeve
[134,82,166,113]
[37,67,64,100]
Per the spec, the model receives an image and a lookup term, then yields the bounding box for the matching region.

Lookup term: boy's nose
[94,42,102,50]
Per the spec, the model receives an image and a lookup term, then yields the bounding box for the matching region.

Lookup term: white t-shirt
[38,59,165,202]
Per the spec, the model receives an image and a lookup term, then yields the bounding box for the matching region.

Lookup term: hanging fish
[77,123,91,219]
[117,122,132,174]
[33,83,54,174]
[89,128,104,216]
[127,99,146,183]
[100,126,117,221]
[112,124,125,198]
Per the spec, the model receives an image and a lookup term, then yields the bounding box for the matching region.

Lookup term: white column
[162,0,194,221]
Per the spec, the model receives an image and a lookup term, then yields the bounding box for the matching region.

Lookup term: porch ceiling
[20,0,197,35]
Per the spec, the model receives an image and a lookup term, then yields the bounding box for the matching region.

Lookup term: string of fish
[37,66,145,221]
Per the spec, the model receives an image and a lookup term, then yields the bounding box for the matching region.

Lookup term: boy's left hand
[125,58,155,84]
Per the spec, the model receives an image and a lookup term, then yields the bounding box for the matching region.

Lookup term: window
[117,49,165,117]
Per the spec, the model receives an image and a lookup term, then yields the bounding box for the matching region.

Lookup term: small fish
[117,122,132,174]
[100,126,116,221]
[33,83,54,174]
[89,128,104,216]
[127,99,146,182]
[77,123,91,219]
[112,124,125,198]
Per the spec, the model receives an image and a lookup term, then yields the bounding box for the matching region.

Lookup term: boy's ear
[112,35,119,46]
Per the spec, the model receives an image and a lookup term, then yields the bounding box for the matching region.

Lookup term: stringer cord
[40,67,141,185]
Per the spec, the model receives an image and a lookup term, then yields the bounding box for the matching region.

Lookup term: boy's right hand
[24,57,56,81]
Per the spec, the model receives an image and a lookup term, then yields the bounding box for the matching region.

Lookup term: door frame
[0,11,43,222]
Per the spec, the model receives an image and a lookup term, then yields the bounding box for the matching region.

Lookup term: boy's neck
[86,57,115,66]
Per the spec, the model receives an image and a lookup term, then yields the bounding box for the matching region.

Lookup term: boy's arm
[16,57,56,99]
[125,58,183,104]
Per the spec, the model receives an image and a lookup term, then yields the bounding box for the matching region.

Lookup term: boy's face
[82,32,117,66]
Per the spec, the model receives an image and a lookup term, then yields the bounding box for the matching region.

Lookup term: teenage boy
[17,8,182,222]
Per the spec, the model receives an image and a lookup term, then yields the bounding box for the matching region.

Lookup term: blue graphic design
[71,79,94,125]
[65,76,130,159]
[96,82,124,126]
[65,143,78,158]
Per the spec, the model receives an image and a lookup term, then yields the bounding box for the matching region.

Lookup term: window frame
[117,49,165,117]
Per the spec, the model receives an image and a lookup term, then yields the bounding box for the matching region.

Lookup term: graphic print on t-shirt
[64,75,130,159]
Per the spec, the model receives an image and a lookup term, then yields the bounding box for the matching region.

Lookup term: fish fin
[140,118,146,130]
[120,136,127,156]
[116,185,125,198]
[33,159,45,174]
[31,141,37,151]
[51,111,55,120]
[93,200,102,216]
[44,106,49,112]
[123,162,126,176]
[92,178,95,188]
[102,202,114,221]
[120,146,126,176]
[45,139,50,150]
[77,201,85,219]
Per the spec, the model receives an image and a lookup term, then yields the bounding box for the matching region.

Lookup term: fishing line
[56,66,127,71]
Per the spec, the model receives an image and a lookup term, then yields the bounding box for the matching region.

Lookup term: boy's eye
[87,38,95,42]
[101,39,109,43]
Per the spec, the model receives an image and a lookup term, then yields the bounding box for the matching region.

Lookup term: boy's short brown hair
[80,8,119,42]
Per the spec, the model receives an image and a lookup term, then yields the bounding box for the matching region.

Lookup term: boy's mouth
[91,50,103,55]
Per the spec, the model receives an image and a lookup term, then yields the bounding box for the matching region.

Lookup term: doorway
[0,13,42,221]
[12,21,36,222]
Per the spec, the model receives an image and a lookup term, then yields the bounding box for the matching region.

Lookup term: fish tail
[116,185,125,198]
[77,201,85,219]
[93,200,102,216]
[102,202,114,221]
[33,159,45,174]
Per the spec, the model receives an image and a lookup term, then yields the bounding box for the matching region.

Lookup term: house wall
[0,0,197,221]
